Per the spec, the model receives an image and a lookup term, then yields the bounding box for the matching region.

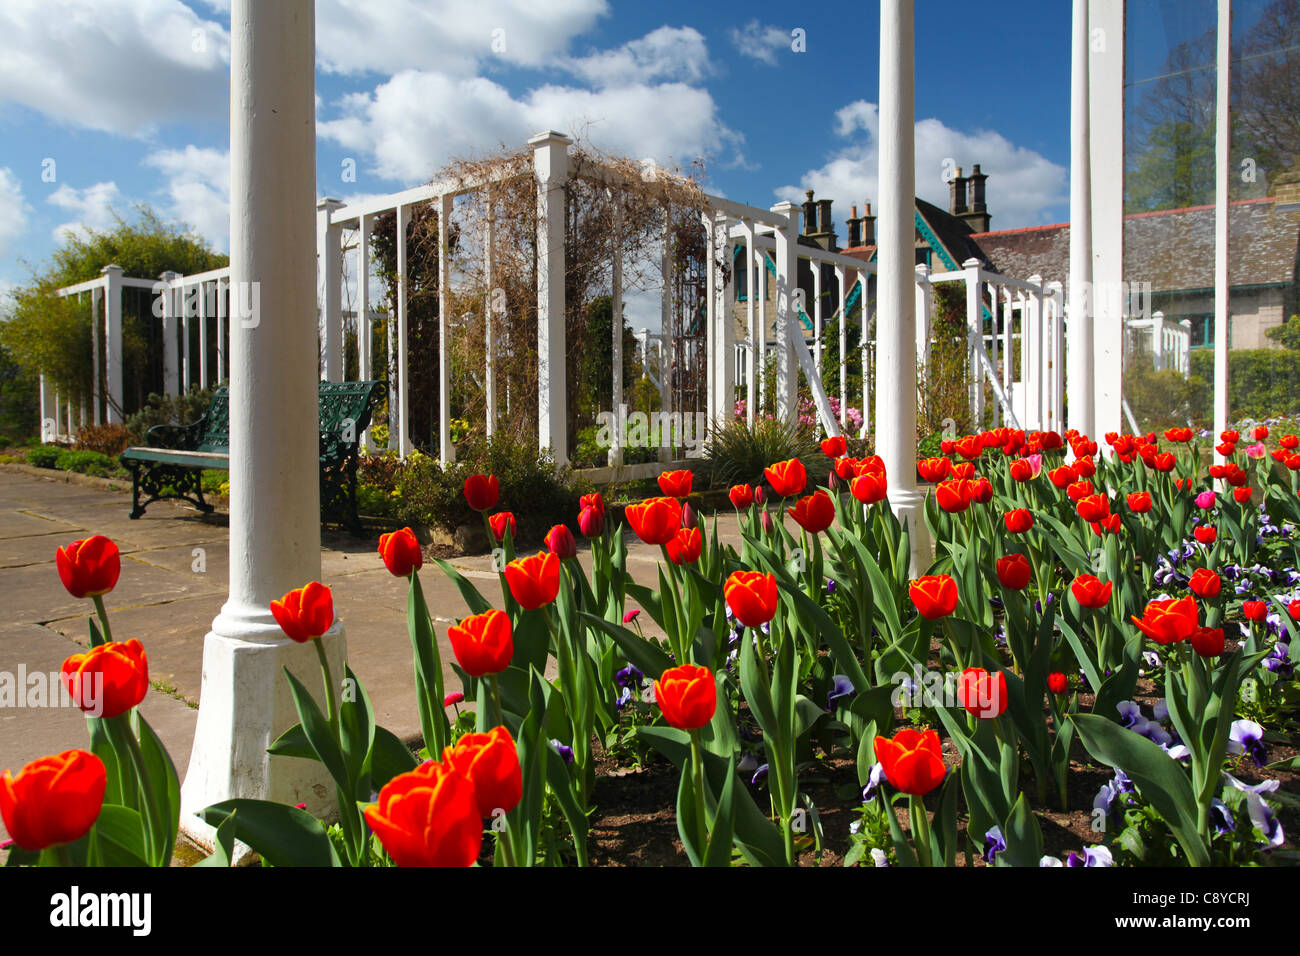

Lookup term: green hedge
[1189,349,1300,420]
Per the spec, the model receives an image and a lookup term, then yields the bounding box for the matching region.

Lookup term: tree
[1266,314,1300,349]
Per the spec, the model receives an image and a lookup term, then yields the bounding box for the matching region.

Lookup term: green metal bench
[120,381,387,535]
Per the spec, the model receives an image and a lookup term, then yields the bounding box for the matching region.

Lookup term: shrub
[53,449,116,476]
[74,423,131,457]
[1189,349,1300,421]
[702,416,824,489]
[125,387,217,445]
[26,445,61,468]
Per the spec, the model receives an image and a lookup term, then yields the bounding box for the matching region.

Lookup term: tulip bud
[761,509,774,534]
[828,469,840,491]
[753,485,767,505]
[577,505,604,538]
[544,524,577,560]
[681,502,697,530]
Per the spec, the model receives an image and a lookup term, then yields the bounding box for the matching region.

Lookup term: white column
[181,0,342,846]
[659,205,673,463]
[756,248,767,415]
[859,272,870,437]
[198,280,210,389]
[532,131,571,467]
[88,288,102,423]
[396,203,411,457]
[964,259,984,427]
[38,375,54,442]
[160,271,180,396]
[317,197,345,382]
[1068,0,1095,437]
[437,192,455,464]
[1050,281,1066,432]
[837,265,848,426]
[216,276,228,384]
[877,0,929,573]
[1091,0,1125,439]
[181,280,192,393]
[702,212,716,428]
[812,258,824,377]
[1212,0,1231,461]
[771,201,798,420]
[1152,310,1166,370]
[1027,276,1043,429]
[609,197,622,465]
[484,206,498,440]
[915,263,930,406]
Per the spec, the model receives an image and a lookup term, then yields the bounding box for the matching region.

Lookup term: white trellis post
[88,288,101,424]
[1152,310,1166,370]
[859,271,870,437]
[755,246,767,417]
[714,210,734,431]
[181,279,192,393]
[915,263,930,409]
[357,214,372,387]
[216,276,228,384]
[198,280,210,389]
[318,197,345,382]
[963,259,984,427]
[609,195,623,465]
[437,191,455,465]
[659,204,673,463]
[101,264,124,424]
[1027,276,1043,430]
[1049,280,1066,432]
[741,220,757,426]
[877,0,929,573]
[160,271,181,396]
[1212,0,1231,464]
[484,204,498,441]
[771,202,797,421]
[180,0,342,845]
[812,258,823,377]
[396,202,411,457]
[836,265,847,427]
[532,131,571,467]
[38,375,53,442]
[703,212,716,429]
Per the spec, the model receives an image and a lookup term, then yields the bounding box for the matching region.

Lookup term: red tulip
[788,489,836,533]
[1187,568,1221,599]
[504,551,560,610]
[544,524,577,560]
[61,639,149,720]
[1253,425,1269,441]
[909,574,958,620]
[1131,595,1199,645]
[654,664,717,730]
[1048,672,1068,695]
[378,527,423,577]
[0,750,106,851]
[1076,494,1110,523]
[1281,434,1299,450]
[1126,491,1152,513]
[728,484,754,509]
[56,535,121,599]
[850,471,888,505]
[764,458,807,498]
[958,667,1008,719]
[447,608,513,676]
[1003,509,1033,534]
[1242,600,1267,622]
[955,435,983,461]
[873,729,946,796]
[1048,465,1076,488]
[1008,458,1033,482]
[441,725,522,818]
[1194,526,1217,545]
[270,581,335,643]
[664,527,703,565]
[463,474,500,512]
[935,479,973,513]
[724,570,779,628]
[1232,487,1252,504]
[951,462,976,480]
[820,435,847,458]
[580,492,605,517]
[488,512,516,542]
[577,505,604,538]
[1067,480,1095,502]
[1073,455,1097,478]
[624,496,682,546]
[657,469,693,499]
[917,457,953,483]
[970,477,994,504]
[1071,574,1113,609]
[364,761,481,867]
[996,554,1031,591]
[1189,626,1225,658]
[1090,513,1122,536]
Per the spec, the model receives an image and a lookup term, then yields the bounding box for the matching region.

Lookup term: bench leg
[129,462,146,519]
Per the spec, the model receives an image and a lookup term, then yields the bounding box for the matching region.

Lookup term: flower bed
[4,424,1299,868]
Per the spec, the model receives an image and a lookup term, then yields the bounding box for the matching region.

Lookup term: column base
[178,620,346,855]
[888,486,934,576]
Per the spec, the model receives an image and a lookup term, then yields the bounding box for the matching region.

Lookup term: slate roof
[970,197,1300,292]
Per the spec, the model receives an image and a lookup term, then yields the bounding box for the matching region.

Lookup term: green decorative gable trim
[915,210,959,271]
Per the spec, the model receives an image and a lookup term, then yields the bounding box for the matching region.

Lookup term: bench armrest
[145,422,201,450]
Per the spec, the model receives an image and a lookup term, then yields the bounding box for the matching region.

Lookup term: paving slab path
[0,465,751,843]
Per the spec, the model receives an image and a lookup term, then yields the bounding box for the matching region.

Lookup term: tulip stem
[91,595,113,646]
[489,674,506,730]
[908,793,933,866]
[314,639,340,738]
[689,730,709,862]
[109,713,160,866]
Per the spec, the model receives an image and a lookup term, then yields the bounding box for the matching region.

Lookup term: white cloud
[0,0,229,135]
[777,99,1067,234]
[48,182,125,242]
[0,169,32,258]
[728,20,791,67]
[314,0,607,76]
[320,69,740,184]
[563,26,711,87]
[143,146,230,252]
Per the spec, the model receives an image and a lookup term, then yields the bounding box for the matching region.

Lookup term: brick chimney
[802,190,818,235]
[961,164,991,232]
[815,198,836,250]
[846,204,862,247]
[949,167,968,215]
[861,202,876,246]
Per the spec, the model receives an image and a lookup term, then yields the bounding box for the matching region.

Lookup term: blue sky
[0,0,1249,301]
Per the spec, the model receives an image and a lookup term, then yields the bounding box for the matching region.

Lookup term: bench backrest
[183,382,386,454]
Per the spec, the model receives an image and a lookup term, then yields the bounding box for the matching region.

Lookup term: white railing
[1127,310,1191,375]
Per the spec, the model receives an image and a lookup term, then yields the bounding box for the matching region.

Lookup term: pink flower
[1026,453,1043,478]
[444,691,465,707]
[623,609,640,624]
[1195,490,1217,509]
[1246,442,1266,459]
